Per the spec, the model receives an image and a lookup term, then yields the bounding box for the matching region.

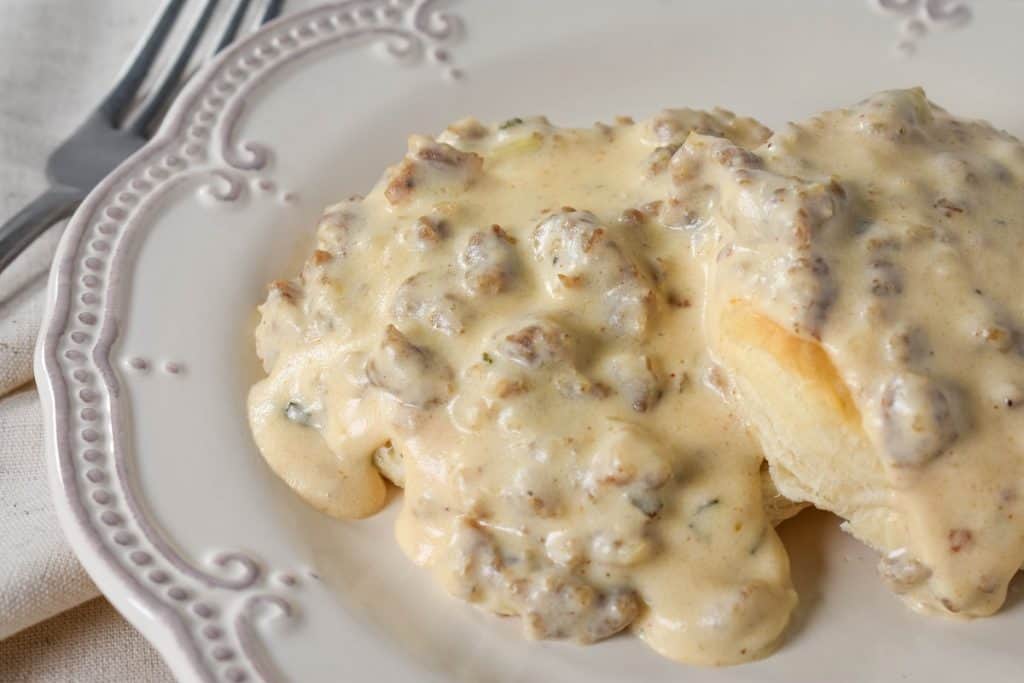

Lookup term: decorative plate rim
[35,2,463,681]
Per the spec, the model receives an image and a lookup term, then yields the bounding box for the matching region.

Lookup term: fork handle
[0,186,85,275]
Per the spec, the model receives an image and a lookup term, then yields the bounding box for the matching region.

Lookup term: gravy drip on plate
[672,89,1024,617]
[248,112,797,665]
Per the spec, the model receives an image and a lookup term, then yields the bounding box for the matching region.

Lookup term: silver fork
[0,0,284,274]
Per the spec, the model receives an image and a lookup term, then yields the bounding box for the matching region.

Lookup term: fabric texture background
[0,1,314,680]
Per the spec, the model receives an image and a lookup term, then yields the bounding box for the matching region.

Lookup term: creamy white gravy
[249,89,1024,664]
[248,111,798,665]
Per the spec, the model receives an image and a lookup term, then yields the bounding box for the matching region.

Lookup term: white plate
[36,1,1024,681]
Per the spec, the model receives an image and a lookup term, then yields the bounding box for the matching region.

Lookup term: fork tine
[97,0,188,124]
[212,0,253,55]
[128,0,221,137]
[259,0,285,25]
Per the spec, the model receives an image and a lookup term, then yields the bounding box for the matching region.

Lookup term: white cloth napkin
[0,1,311,679]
